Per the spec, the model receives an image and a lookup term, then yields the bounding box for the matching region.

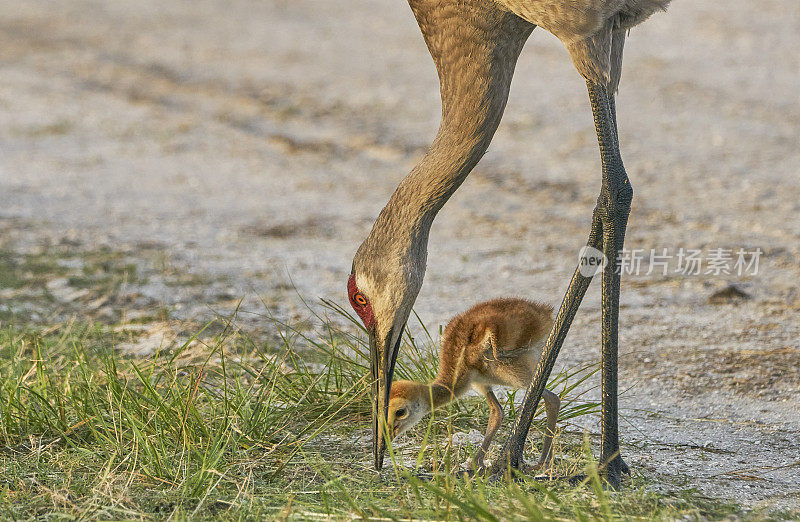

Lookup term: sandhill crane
[347,0,671,487]
[387,298,560,473]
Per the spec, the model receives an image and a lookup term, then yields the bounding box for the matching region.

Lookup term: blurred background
[1,0,798,509]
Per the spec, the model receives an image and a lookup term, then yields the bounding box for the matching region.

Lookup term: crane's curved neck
[366,4,533,256]
[387,113,494,238]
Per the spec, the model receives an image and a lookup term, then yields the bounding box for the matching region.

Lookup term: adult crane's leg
[491,82,632,488]
[490,201,603,474]
[591,83,632,487]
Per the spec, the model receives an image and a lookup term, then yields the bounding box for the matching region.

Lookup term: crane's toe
[603,454,631,490]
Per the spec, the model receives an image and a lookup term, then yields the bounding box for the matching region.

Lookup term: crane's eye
[354,293,367,306]
[395,408,407,419]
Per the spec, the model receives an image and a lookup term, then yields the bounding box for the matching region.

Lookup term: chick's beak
[369,324,402,470]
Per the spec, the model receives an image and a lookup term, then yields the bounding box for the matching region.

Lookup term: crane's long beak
[370,324,402,470]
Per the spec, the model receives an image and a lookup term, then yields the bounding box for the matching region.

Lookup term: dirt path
[1,0,798,511]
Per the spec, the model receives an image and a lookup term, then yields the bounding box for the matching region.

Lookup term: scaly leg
[491,82,633,489]
[490,217,602,475]
[592,83,632,488]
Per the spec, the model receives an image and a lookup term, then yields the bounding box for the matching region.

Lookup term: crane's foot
[482,462,586,486]
[615,455,630,475]
[480,452,627,488]
[518,459,554,475]
[601,454,630,490]
[480,454,548,482]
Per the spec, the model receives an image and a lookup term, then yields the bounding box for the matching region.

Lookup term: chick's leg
[535,388,560,469]
[471,387,504,473]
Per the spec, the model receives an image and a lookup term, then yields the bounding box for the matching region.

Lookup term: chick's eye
[354,293,367,306]
[396,408,407,419]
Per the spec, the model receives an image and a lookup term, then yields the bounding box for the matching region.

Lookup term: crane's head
[348,244,425,470]
[386,380,433,440]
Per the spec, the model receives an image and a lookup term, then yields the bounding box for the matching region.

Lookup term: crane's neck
[363,6,533,261]
[385,114,496,240]
[362,112,496,269]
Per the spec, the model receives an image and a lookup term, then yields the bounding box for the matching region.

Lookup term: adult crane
[346,0,670,488]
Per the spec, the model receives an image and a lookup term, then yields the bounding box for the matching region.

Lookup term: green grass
[0,302,744,520]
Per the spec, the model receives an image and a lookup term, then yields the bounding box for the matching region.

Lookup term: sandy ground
[1,0,799,512]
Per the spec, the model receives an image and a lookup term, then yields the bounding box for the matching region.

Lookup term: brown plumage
[388,298,560,471]
[348,0,672,484]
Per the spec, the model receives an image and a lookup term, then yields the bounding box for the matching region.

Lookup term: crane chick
[388,298,560,472]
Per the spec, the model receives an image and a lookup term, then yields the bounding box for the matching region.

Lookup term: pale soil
[1,0,799,512]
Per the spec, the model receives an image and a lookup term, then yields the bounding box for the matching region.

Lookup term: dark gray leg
[491,82,632,489]
[490,221,602,475]
[592,83,631,488]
